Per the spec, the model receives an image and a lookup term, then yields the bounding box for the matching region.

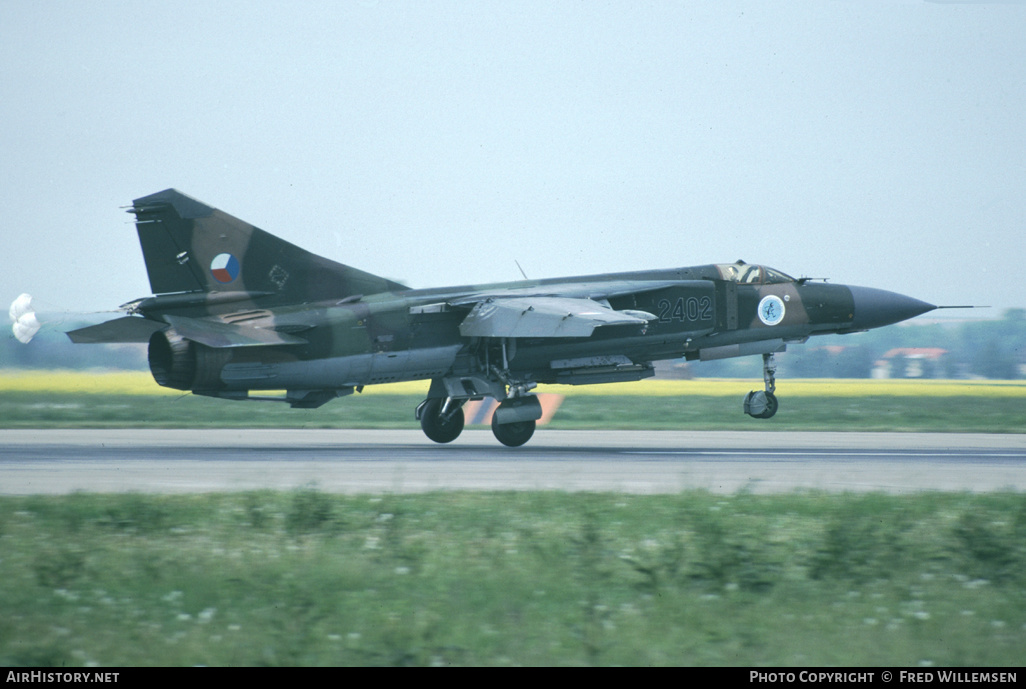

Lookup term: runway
[1,429,1025,495]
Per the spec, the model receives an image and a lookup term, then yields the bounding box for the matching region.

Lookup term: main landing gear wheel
[419,398,465,444]
[491,416,536,447]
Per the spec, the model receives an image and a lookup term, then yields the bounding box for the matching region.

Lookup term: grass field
[3,372,1025,666]
[2,370,1024,432]
[2,490,1024,666]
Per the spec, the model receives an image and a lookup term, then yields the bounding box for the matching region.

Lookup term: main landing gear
[743,352,779,419]
[489,395,541,447]
[491,416,536,447]
[416,388,542,447]
[417,397,465,444]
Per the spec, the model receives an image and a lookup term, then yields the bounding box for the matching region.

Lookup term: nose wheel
[744,353,779,419]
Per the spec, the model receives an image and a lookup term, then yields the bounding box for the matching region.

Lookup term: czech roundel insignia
[210,253,240,283]
[757,295,786,326]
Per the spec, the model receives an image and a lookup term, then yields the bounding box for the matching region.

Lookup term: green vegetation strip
[1,391,1024,432]
[2,490,1024,666]
[4,370,1026,397]
[2,371,1024,431]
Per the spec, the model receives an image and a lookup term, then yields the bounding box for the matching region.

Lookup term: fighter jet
[68,189,939,446]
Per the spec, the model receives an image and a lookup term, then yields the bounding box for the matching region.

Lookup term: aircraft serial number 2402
[657,296,713,324]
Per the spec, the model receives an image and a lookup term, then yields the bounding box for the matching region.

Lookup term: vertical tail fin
[130,189,407,301]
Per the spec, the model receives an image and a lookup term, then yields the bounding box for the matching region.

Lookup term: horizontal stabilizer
[66,316,166,344]
[164,314,308,348]
[459,296,653,338]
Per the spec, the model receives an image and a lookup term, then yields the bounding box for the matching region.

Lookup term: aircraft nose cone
[849,286,936,330]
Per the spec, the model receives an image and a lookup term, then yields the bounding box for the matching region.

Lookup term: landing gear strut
[743,352,779,419]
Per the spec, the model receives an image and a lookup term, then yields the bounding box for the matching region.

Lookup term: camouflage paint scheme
[69,189,937,446]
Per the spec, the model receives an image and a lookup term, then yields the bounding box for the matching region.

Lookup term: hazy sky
[3,1,1025,324]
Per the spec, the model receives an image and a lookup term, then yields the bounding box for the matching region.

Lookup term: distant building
[872,348,948,379]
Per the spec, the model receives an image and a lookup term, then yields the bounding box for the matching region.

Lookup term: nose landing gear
[744,352,779,419]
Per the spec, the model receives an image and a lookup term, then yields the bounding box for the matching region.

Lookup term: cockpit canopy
[716,261,795,285]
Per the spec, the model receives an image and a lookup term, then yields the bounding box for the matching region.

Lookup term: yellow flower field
[0,370,179,395]
[2,369,1024,398]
